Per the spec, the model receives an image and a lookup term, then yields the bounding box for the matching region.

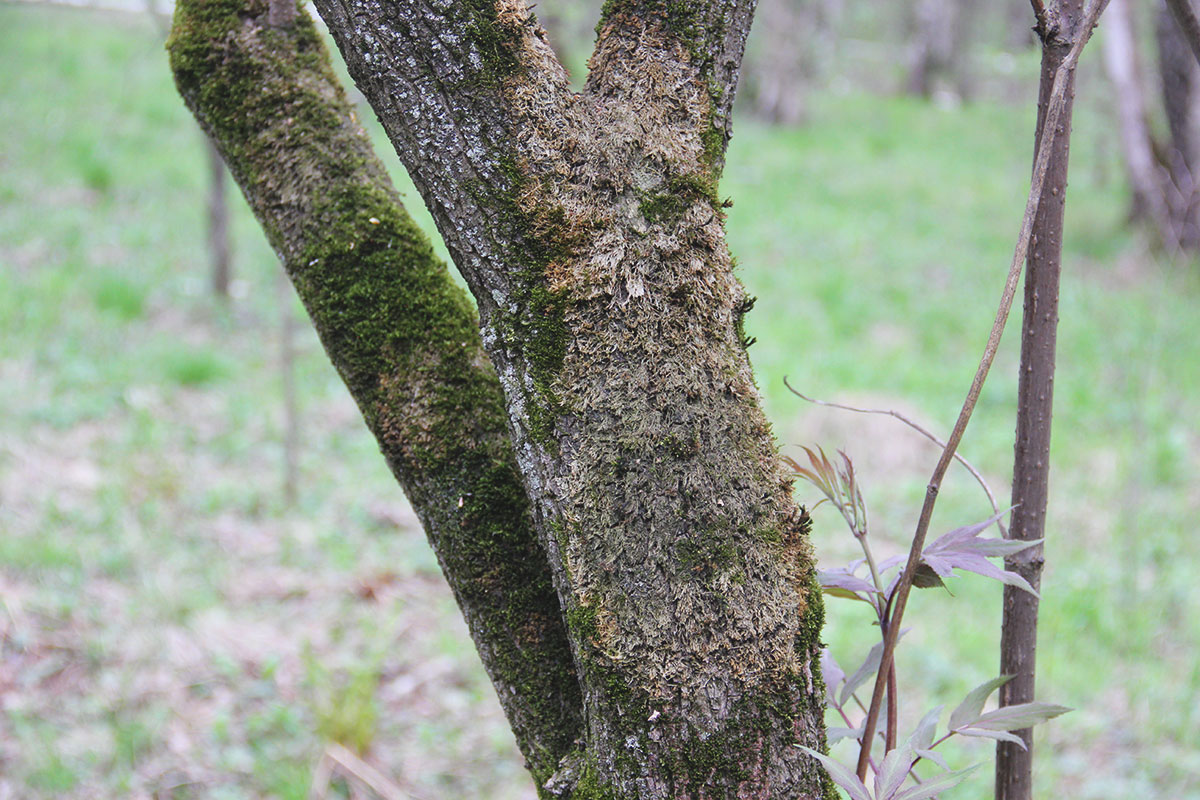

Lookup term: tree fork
[166,0,584,782]
[284,0,830,796]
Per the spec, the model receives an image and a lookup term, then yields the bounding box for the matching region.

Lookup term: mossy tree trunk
[168,1,829,798]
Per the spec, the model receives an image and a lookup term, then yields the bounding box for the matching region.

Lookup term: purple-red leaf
[892,764,979,800]
[948,675,1013,732]
[971,702,1072,731]
[874,743,916,800]
[827,724,864,743]
[795,746,872,800]
[819,568,880,599]
[955,727,1028,748]
[821,649,846,709]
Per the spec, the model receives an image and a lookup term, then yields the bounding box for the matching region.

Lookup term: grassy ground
[0,4,1197,799]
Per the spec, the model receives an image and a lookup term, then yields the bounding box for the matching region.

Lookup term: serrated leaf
[971,702,1072,731]
[824,585,873,602]
[838,631,909,707]
[965,537,1043,557]
[874,743,916,800]
[892,764,980,800]
[795,746,873,800]
[948,675,1013,732]
[910,706,943,751]
[913,511,1042,597]
[955,727,1028,748]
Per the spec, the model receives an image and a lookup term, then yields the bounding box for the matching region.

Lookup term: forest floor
[1,4,1198,799]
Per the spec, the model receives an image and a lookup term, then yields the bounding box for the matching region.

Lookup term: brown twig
[853,0,1112,781]
[1165,0,1200,67]
[783,379,1007,537]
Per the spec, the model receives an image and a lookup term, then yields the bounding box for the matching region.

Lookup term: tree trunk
[996,3,1084,798]
[205,136,232,298]
[168,2,584,784]
[1158,0,1200,246]
[1103,0,1178,245]
[168,1,829,798]
[742,0,836,124]
[1007,0,1037,50]
[907,0,978,101]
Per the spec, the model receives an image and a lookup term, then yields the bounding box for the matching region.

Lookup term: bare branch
[783,378,1006,536]
[854,0,1112,780]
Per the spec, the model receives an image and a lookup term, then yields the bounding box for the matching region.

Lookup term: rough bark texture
[307,2,828,797]
[996,3,1081,798]
[166,1,584,782]
[170,0,829,797]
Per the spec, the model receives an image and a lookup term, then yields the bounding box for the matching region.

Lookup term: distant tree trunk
[742,0,840,124]
[1103,0,1177,244]
[1007,0,1037,50]
[907,0,978,101]
[1157,0,1200,246]
[206,137,232,298]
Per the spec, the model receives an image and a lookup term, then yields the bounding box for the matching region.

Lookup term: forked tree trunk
[168,2,829,798]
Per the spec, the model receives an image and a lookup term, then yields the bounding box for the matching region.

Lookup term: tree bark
[168,1,584,783]
[996,3,1084,798]
[170,1,829,798]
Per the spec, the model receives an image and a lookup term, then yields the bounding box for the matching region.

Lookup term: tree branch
[586,0,759,173]
[853,0,1111,781]
[167,0,583,780]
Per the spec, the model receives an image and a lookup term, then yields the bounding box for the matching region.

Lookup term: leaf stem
[852,0,1111,781]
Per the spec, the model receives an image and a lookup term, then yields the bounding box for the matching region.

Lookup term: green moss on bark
[167,0,583,781]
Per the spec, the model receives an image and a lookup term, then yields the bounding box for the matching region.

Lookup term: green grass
[0,4,1197,799]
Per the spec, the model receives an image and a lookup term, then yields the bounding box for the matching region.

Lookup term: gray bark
[306,1,829,796]
[205,137,231,298]
[172,0,829,797]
